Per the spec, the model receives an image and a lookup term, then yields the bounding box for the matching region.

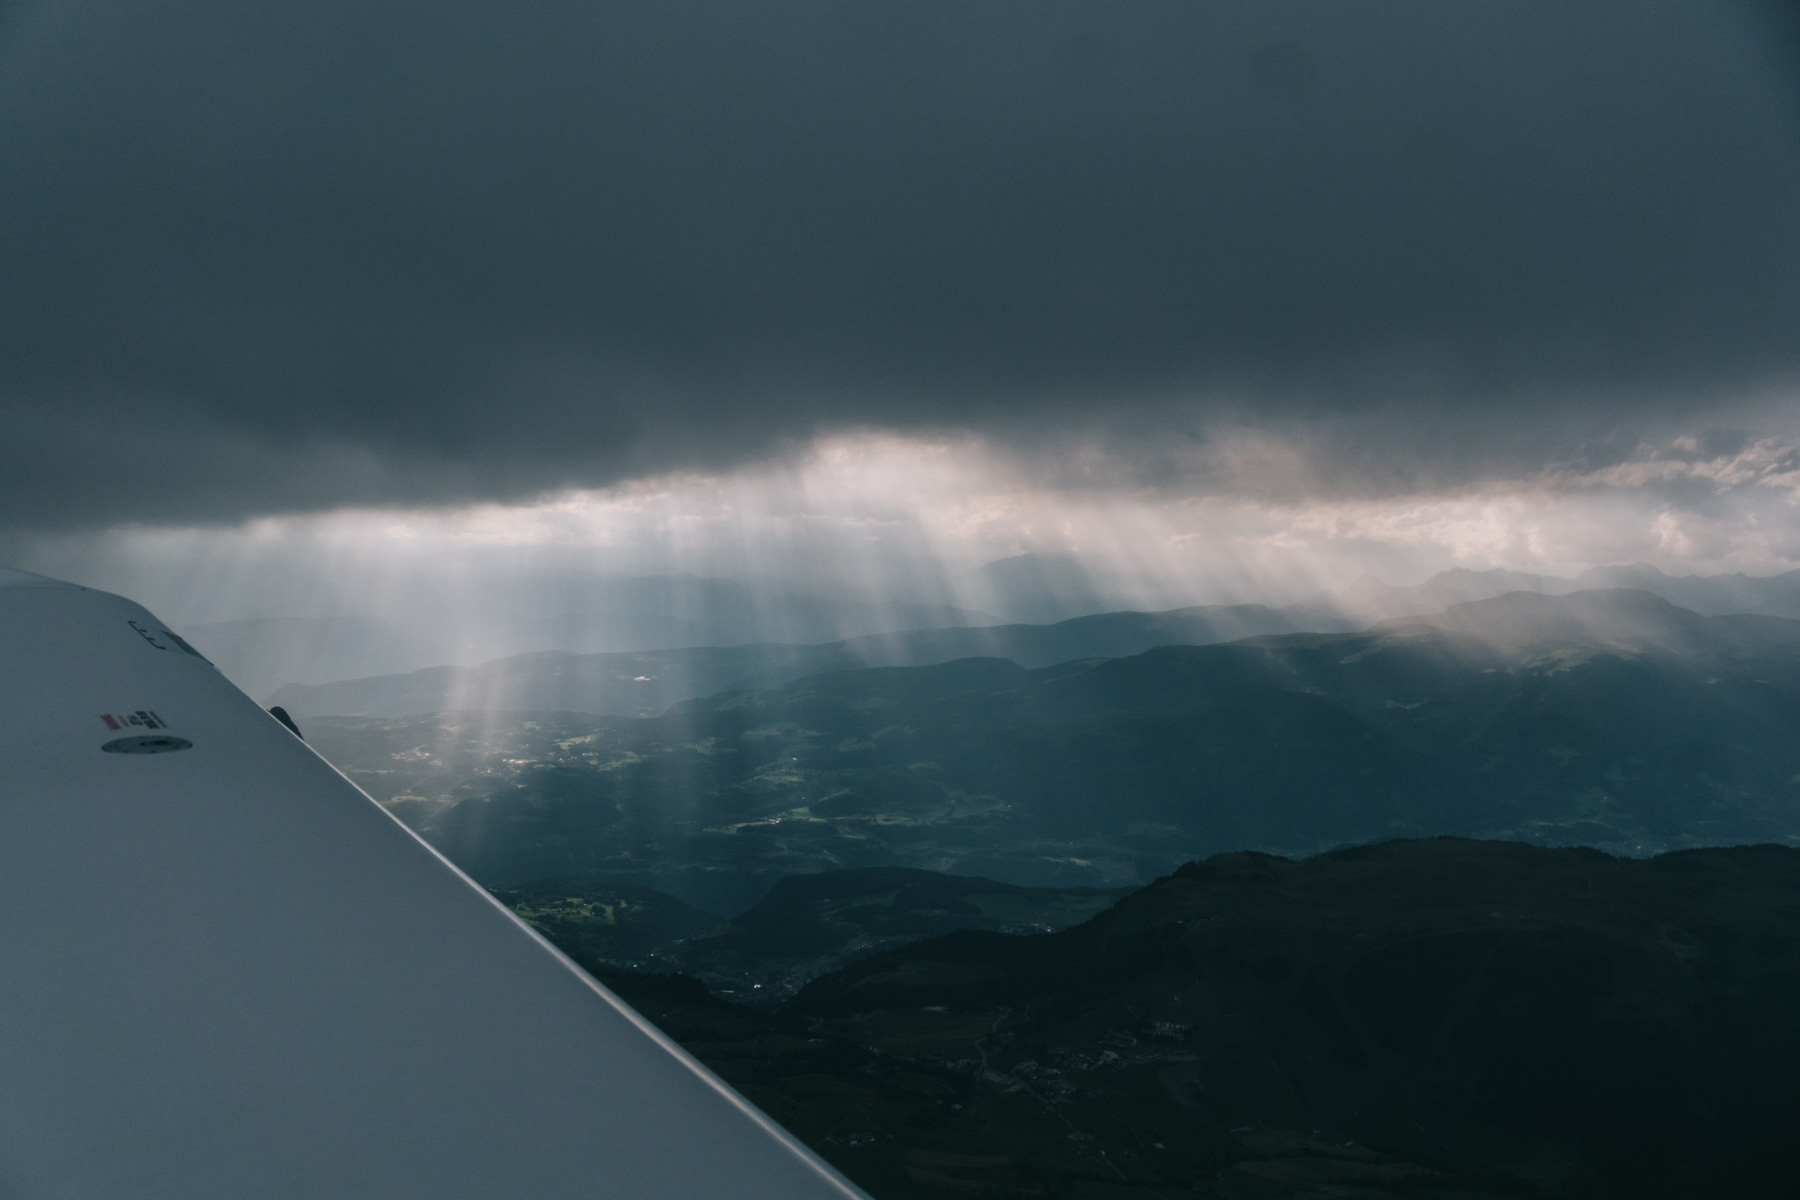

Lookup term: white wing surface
[0,567,869,1199]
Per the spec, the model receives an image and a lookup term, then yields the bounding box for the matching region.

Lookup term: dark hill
[487,866,1129,1003]
[663,867,1129,1004]
[599,838,1800,1200]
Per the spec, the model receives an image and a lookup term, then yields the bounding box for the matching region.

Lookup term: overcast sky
[6,0,1800,639]
[4,0,1798,536]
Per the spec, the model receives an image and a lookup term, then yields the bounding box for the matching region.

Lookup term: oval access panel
[102,735,194,754]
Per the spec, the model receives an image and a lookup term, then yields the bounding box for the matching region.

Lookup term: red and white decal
[100,710,169,731]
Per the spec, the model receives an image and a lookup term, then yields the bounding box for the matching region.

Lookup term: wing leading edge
[0,568,869,1199]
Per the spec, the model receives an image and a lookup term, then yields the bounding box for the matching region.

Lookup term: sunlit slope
[270,603,1325,717]
[637,838,1799,1199]
[304,589,1800,912]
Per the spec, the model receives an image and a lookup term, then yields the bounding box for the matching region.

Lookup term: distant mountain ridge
[182,571,1001,699]
[1388,585,1800,661]
[271,601,1336,718]
[1338,562,1800,620]
[267,562,1800,716]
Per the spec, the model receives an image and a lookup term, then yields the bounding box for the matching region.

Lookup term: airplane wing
[0,566,870,1199]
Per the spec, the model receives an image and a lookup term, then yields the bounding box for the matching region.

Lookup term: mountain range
[293,580,1800,1195]
[263,563,1800,717]
[302,588,1800,911]
[1334,561,1800,620]
[183,572,1000,700]
[270,602,1330,718]
[583,838,1800,1200]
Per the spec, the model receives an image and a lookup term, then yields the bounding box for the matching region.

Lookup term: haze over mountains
[261,559,1800,720]
[270,601,1331,719]
[302,587,1800,912]
[1335,562,1800,622]
[189,572,1001,700]
[198,550,1297,704]
[265,551,1800,1199]
[247,557,1800,1197]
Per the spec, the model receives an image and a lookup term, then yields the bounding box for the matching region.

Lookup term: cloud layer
[3,0,1798,528]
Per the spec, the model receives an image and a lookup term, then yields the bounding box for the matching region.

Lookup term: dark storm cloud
[2,0,1798,528]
